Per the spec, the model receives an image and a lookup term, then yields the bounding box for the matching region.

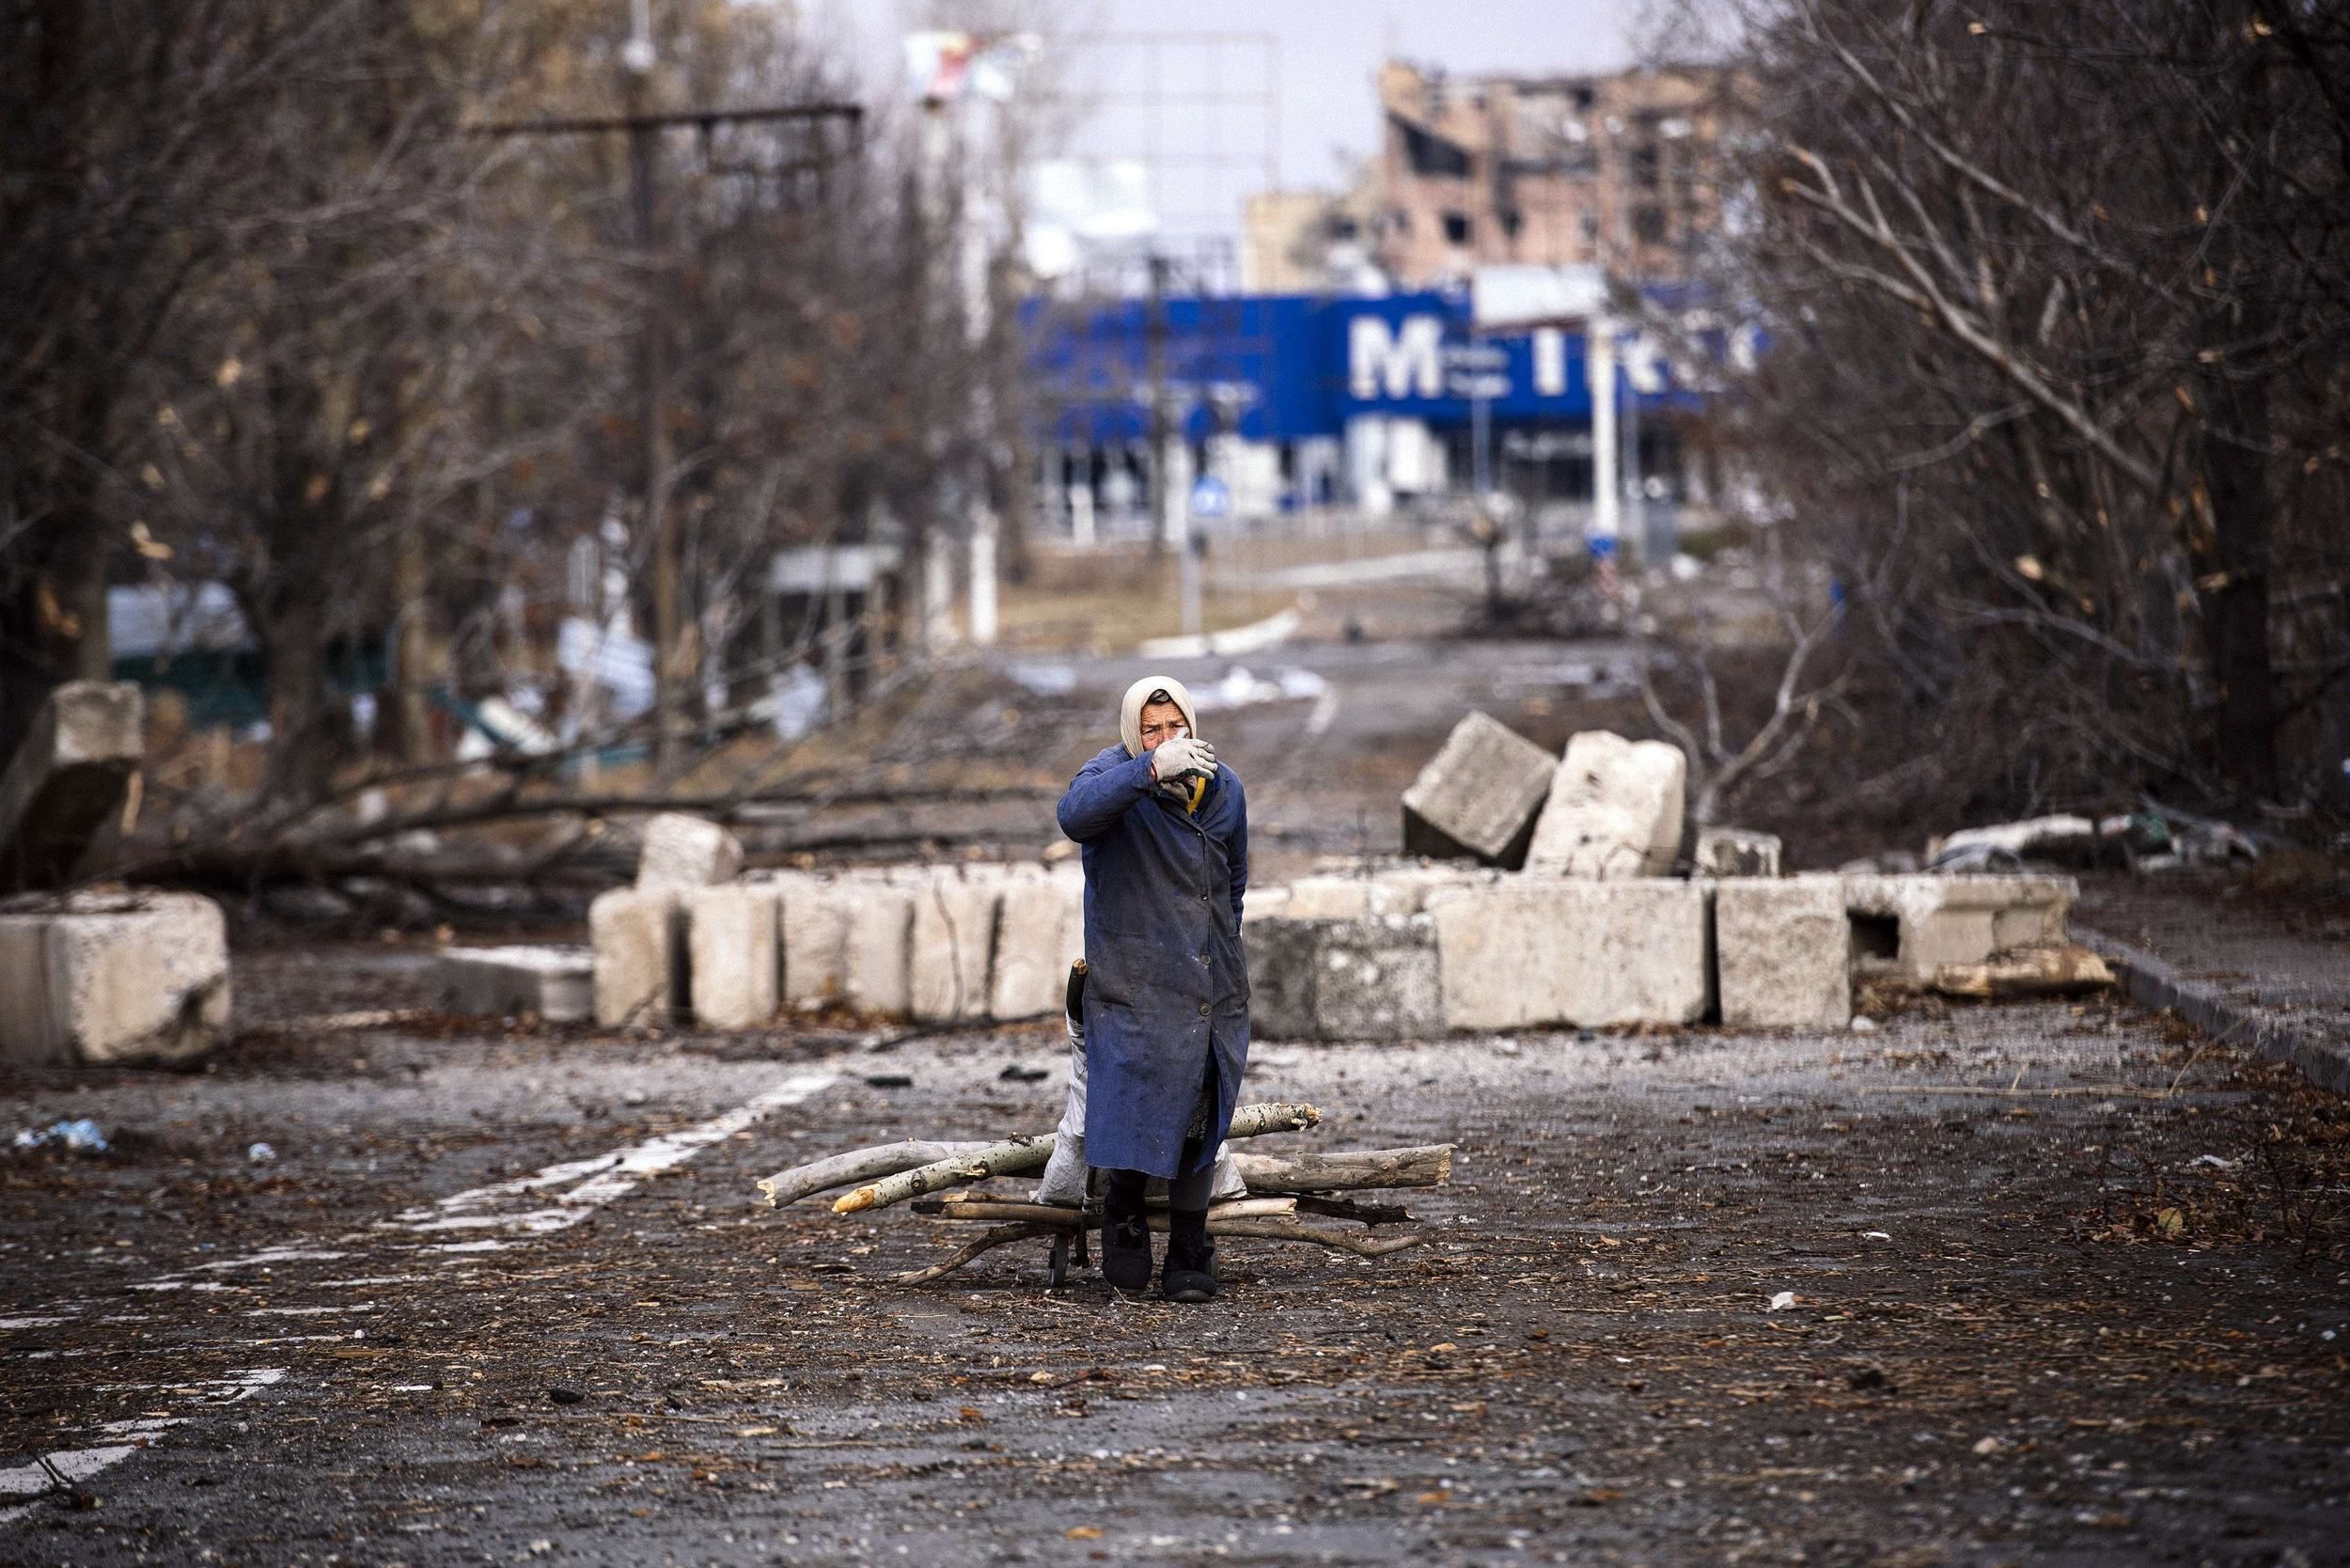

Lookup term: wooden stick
[916,1197,1299,1225]
[1231,1144,1453,1193]
[1292,1193,1416,1225]
[757,1140,993,1209]
[892,1222,1058,1286]
[1211,1218,1428,1258]
[892,1214,1424,1285]
[829,1102,1322,1215]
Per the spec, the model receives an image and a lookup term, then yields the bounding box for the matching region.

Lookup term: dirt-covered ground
[4,943,2347,1567]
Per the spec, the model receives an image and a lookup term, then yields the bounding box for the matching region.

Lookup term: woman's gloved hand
[1150,735,1215,782]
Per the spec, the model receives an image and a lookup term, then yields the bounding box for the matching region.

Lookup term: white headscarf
[1119,674,1200,759]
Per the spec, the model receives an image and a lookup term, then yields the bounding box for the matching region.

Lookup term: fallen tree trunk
[760,1134,1441,1212]
[828,1102,1322,1215]
[1231,1144,1453,1193]
[757,1141,991,1209]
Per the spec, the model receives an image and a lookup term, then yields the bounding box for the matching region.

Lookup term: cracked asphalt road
[4,945,2347,1567]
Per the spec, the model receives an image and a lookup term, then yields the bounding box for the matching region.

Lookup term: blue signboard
[1023,288,1719,447]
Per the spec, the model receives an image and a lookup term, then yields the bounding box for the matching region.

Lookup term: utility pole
[1146,252,1172,562]
[463,3,859,773]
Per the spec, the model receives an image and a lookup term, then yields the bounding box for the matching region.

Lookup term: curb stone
[2076,924,2350,1096]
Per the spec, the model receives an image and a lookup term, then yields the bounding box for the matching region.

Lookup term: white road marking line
[0,1369,283,1524]
[1305,688,1341,738]
[1,1071,836,1520]
[386,1071,837,1238]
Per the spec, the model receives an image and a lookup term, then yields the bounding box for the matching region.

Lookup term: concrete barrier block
[775,874,853,1008]
[0,681,145,890]
[1280,877,1374,919]
[635,812,744,892]
[1428,879,1711,1030]
[1524,731,1687,879]
[841,880,916,1016]
[1401,711,1557,868]
[1696,826,1782,879]
[989,870,1085,1020]
[686,883,780,1029]
[0,892,230,1066]
[909,870,1003,1022]
[1841,873,2076,980]
[1316,915,1444,1041]
[433,945,593,1023]
[591,886,682,1028]
[1716,875,1850,1028]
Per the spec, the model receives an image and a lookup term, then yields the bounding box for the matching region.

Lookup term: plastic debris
[247,1142,277,1165]
[1767,1291,1797,1311]
[12,1118,108,1153]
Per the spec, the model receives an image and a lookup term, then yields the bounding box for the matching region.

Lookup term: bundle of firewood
[754,1102,1454,1286]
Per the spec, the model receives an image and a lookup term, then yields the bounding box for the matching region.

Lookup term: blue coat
[1056,745,1250,1178]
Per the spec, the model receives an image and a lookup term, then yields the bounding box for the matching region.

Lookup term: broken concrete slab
[0,681,145,891]
[989,870,1085,1020]
[0,891,229,1065]
[1841,873,2076,981]
[1427,879,1711,1030]
[1246,915,1444,1042]
[1696,826,1782,879]
[634,812,744,892]
[590,886,682,1028]
[1401,711,1557,869]
[909,870,1003,1023]
[432,945,593,1023]
[1277,867,1496,921]
[1523,730,1687,879]
[686,883,780,1029]
[1716,876,1851,1029]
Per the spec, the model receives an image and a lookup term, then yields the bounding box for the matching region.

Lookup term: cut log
[828,1102,1322,1215]
[1292,1194,1416,1226]
[914,1197,1299,1224]
[1231,1144,1453,1193]
[757,1140,992,1209]
[1932,944,2115,1000]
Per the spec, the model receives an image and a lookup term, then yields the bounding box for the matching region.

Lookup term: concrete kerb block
[634,812,744,892]
[910,868,1004,1023]
[1428,879,1712,1031]
[0,891,230,1066]
[1841,873,2077,980]
[1401,711,1558,869]
[590,886,682,1028]
[433,946,593,1024]
[1523,731,1687,879]
[989,868,1085,1021]
[686,883,780,1029]
[773,872,853,1010]
[1716,875,1851,1028]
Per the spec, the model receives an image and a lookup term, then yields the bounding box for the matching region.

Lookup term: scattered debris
[1767,1291,1797,1311]
[546,1387,586,1405]
[1695,826,1782,878]
[12,1118,109,1153]
[996,1063,1049,1083]
[247,1142,277,1165]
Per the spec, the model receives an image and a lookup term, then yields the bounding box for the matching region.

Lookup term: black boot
[1101,1171,1153,1294]
[1162,1208,1217,1303]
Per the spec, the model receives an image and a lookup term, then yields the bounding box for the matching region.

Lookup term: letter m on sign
[1349,314,1444,400]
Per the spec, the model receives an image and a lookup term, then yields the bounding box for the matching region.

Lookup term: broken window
[1393,114,1473,179]
[1442,211,1473,244]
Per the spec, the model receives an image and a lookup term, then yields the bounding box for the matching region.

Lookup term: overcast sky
[799,0,1642,236]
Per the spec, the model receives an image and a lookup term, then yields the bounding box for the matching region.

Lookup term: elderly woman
[1055,675,1250,1303]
